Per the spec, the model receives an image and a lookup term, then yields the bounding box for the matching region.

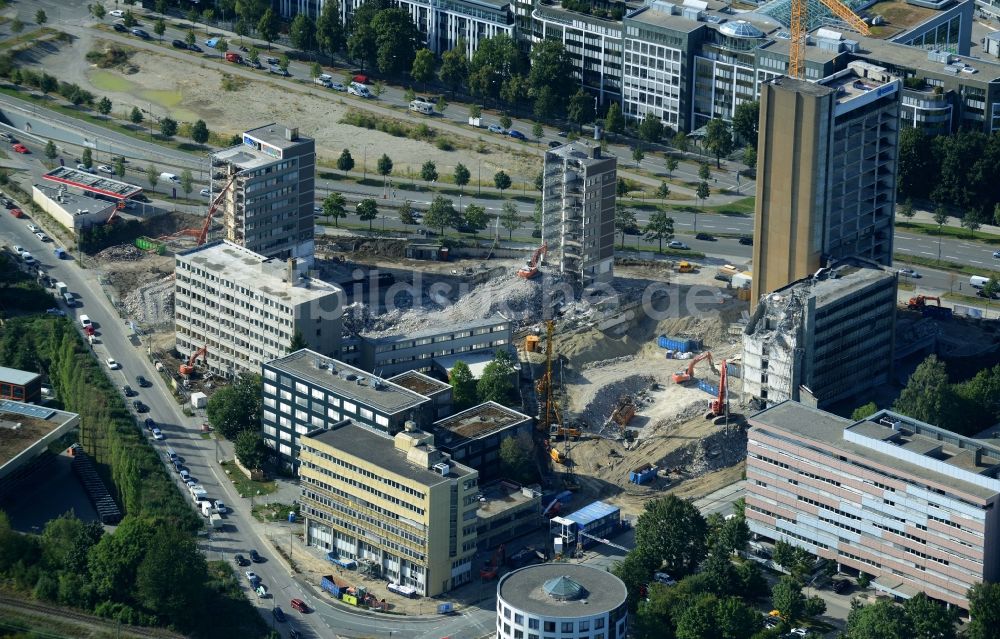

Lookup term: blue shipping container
[697,379,719,397]
[321,576,342,597]
[657,335,702,352]
[629,465,658,485]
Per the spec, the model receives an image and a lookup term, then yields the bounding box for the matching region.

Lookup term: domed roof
[543,575,589,601]
[719,20,764,38]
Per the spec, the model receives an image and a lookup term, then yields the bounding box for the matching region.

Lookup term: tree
[665,156,679,177]
[638,114,664,143]
[91,3,107,20]
[675,594,720,639]
[420,160,438,185]
[465,204,488,238]
[399,200,417,225]
[347,20,377,71]
[180,169,193,196]
[732,100,759,146]
[218,39,229,56]
[673,130,689,152]
[135,527,206,623]
[35,9,47,25]
[904,592,958,639]
[962,208,984,238]
[704,118,734,168]
[634,495,707,577]
[899,198,915,222]
[153,18,166,41]
[851,401,878,421]
[279,54,291,72]
[771,576,805,623]
[9,18,22,35]
[257,8,279,48]
[424,195,460,236]
[411,48,435,87]
[498,434,535,484]
[114,155,125,179]
[567,88,595,130]
[644,210,674,253]
[493,170,511,195]
[932,206,949,230]
[696,181,710,208]
[310,62,322,79]
[804,596,826,618]
[967,582,1000,639]
[336,149,355,173]
[440,40,469,94]
[185,29,196,48]
[435,95,448,114]
[468,104,482,121]
[532,122,543,141]
[893,354,953,427]
[356,198,378,232]
[698,162,711,182]
[604,102,626,135]
[322,192,347,227]
[81,148,93,169]
[129,106,144,125]
[88,517,154,602]
[159,117,177,138]
[205,374,263,440]
[632,146,645,167]
[846,599,913,639]
[454,163,470,192]
[290,13,317,55]
[191,120,210,144]
[500,201,519,240]
[371,9,421,75]
[450,361,477,410]
[468,33,521,106]
[44,140,57,160]
[97,96,112,117]
[612,548,660,612]
[477,351,516,403]
[742,145,757,171]
[234,428,267,470]
[528,40,574,117]
[499,114,513,130]
[617,177,629,198]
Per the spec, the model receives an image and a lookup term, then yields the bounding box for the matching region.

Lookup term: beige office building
[752,62,901,304]
[299,421,480,596]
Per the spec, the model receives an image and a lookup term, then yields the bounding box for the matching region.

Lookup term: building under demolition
[742,258,897,411]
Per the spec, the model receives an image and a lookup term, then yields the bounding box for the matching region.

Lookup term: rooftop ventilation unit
[432,462,450,476]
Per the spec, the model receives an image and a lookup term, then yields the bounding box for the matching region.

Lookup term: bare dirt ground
[19,35,538,180]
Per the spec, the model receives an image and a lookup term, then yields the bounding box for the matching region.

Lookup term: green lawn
[894,252,1000,279]
[219,460,277,498]
[896,221,1000,244]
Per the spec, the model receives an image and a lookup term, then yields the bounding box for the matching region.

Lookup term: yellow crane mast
[789,0,870,79]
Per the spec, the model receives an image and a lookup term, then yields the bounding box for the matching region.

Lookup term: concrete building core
[746,401,1000,610]
[742,258,896,411]
[752,62,901,303]
[542,143,617,289]
[211,124,316,263]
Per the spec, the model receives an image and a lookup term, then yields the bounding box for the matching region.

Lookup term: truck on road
[210,513,223,529]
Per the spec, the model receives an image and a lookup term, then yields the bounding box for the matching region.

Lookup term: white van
[159,172,180,184]
[409,99,433,115]
[201,501,214,517]
[79,314,92,329]
[348,82,371,98]
[970,275,990,289]
[62,292,75,307]
[55,281,68,295]
[314,73,333,87]
[21,251,35,265]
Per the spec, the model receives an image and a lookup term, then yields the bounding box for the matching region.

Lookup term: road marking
[971,260,984,264]
[921,251,934,255]
[700,224,716,229]
[898,247,912,252]
[945,256,959,260]
[726,227,739,230]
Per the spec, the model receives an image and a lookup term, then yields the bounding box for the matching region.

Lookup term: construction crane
[789,0,870,79]
[672,351,719,384]
[517,242,548,279]
[197,174,238,245]
[706,359,728,420]
[907,295,941,310]
[179,345,208,377]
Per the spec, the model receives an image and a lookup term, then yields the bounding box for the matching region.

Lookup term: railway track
[0,595,184,639]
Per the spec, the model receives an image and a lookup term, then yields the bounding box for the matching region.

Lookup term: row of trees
[205,373,269,471]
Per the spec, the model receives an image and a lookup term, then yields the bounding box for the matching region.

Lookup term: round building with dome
[496,564,628,639]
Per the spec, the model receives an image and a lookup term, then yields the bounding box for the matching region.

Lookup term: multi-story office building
[387,370,453,419]
[211,124,315,263]
[532,4,623,105]
[261,350,432,471]
[742,258,897,410]
[752,62,900,302]
[432,401,533,481]
[358,315,513,376]
[542,143,617,288]
[299,421,480,595]
[174,241,342,379]
[746,401,1000,610]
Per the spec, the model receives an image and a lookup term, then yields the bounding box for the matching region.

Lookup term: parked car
[109,9,124,17]
[26,223,39,233]
[508,129,526,140]
[832,579,849,594]
[97,164,113,174]
[557,130,568,137]
[738,235,753,245]
[266,56,279,65]
[180,469,191,482]
[994,250,1000,259]
[235,554,249,567]
[256,585,268,597]
[144,417,156,431]
[113,23,127,32]
[897,268,920,278]
[46,308,66,316]
[188,43,203,52]
[667,240,689,250]
[245,570,259,584]
[132,400,147,413]
[269,65,289,76]
[205,37,220,48]
[171,39,187,49]
[200,188,212,197]
[152,428,164,441]
[12,143,29,154]
[548,140,562,148]
[9,208,23,218]
[249,549,263,563]
[35,232,50,242]
[790,628,808,637]
[272,607,286,623]
[487,124,506,134]
[105,357,120,370]
[330,82,346,91]
[213,499,227,514]
[695,232,716,241]
[290,598,309,613]
[136,375,151,387]
[131,28,150,39]
[123,384,136,397]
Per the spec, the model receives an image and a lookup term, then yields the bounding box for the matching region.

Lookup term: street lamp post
[478,160,481,196]
[363,146,368,180]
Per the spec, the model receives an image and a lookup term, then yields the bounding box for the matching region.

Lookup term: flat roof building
[262,350,431,471]
[497,564,628,639]
[742,258,897,410]
[746,401,1000,610]
[387,370,452,419]
[542,143,617,289]
[432,401,533,481]
[299,421,479,596]
[32,184,118,235]
[0,367,42,404]
[476,481,542,551]
[211,124,315,263]
[174,240,343,379]
[0,400,79,485]
[752,63,901,303]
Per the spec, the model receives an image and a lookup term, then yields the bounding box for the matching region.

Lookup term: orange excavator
[907,295,941,310]
[480,544,506,580]
[179,345,208,377]
[517,242,547,279]
[706,359,728,419]
[672,351,718,384]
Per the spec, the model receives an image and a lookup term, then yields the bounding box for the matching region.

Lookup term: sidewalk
[906,207,1000,238]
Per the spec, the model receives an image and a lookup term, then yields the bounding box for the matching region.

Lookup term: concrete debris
[580,374,656,428]
[653,427,747,477]
[122,275,175,328]
[95,244,144,262]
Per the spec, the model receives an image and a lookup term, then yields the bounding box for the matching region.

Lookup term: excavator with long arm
[672,351,718,384]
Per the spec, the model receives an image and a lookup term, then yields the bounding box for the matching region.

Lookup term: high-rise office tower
[211,124,316,264]
[542,143,617,288]
[752,61,901,304]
